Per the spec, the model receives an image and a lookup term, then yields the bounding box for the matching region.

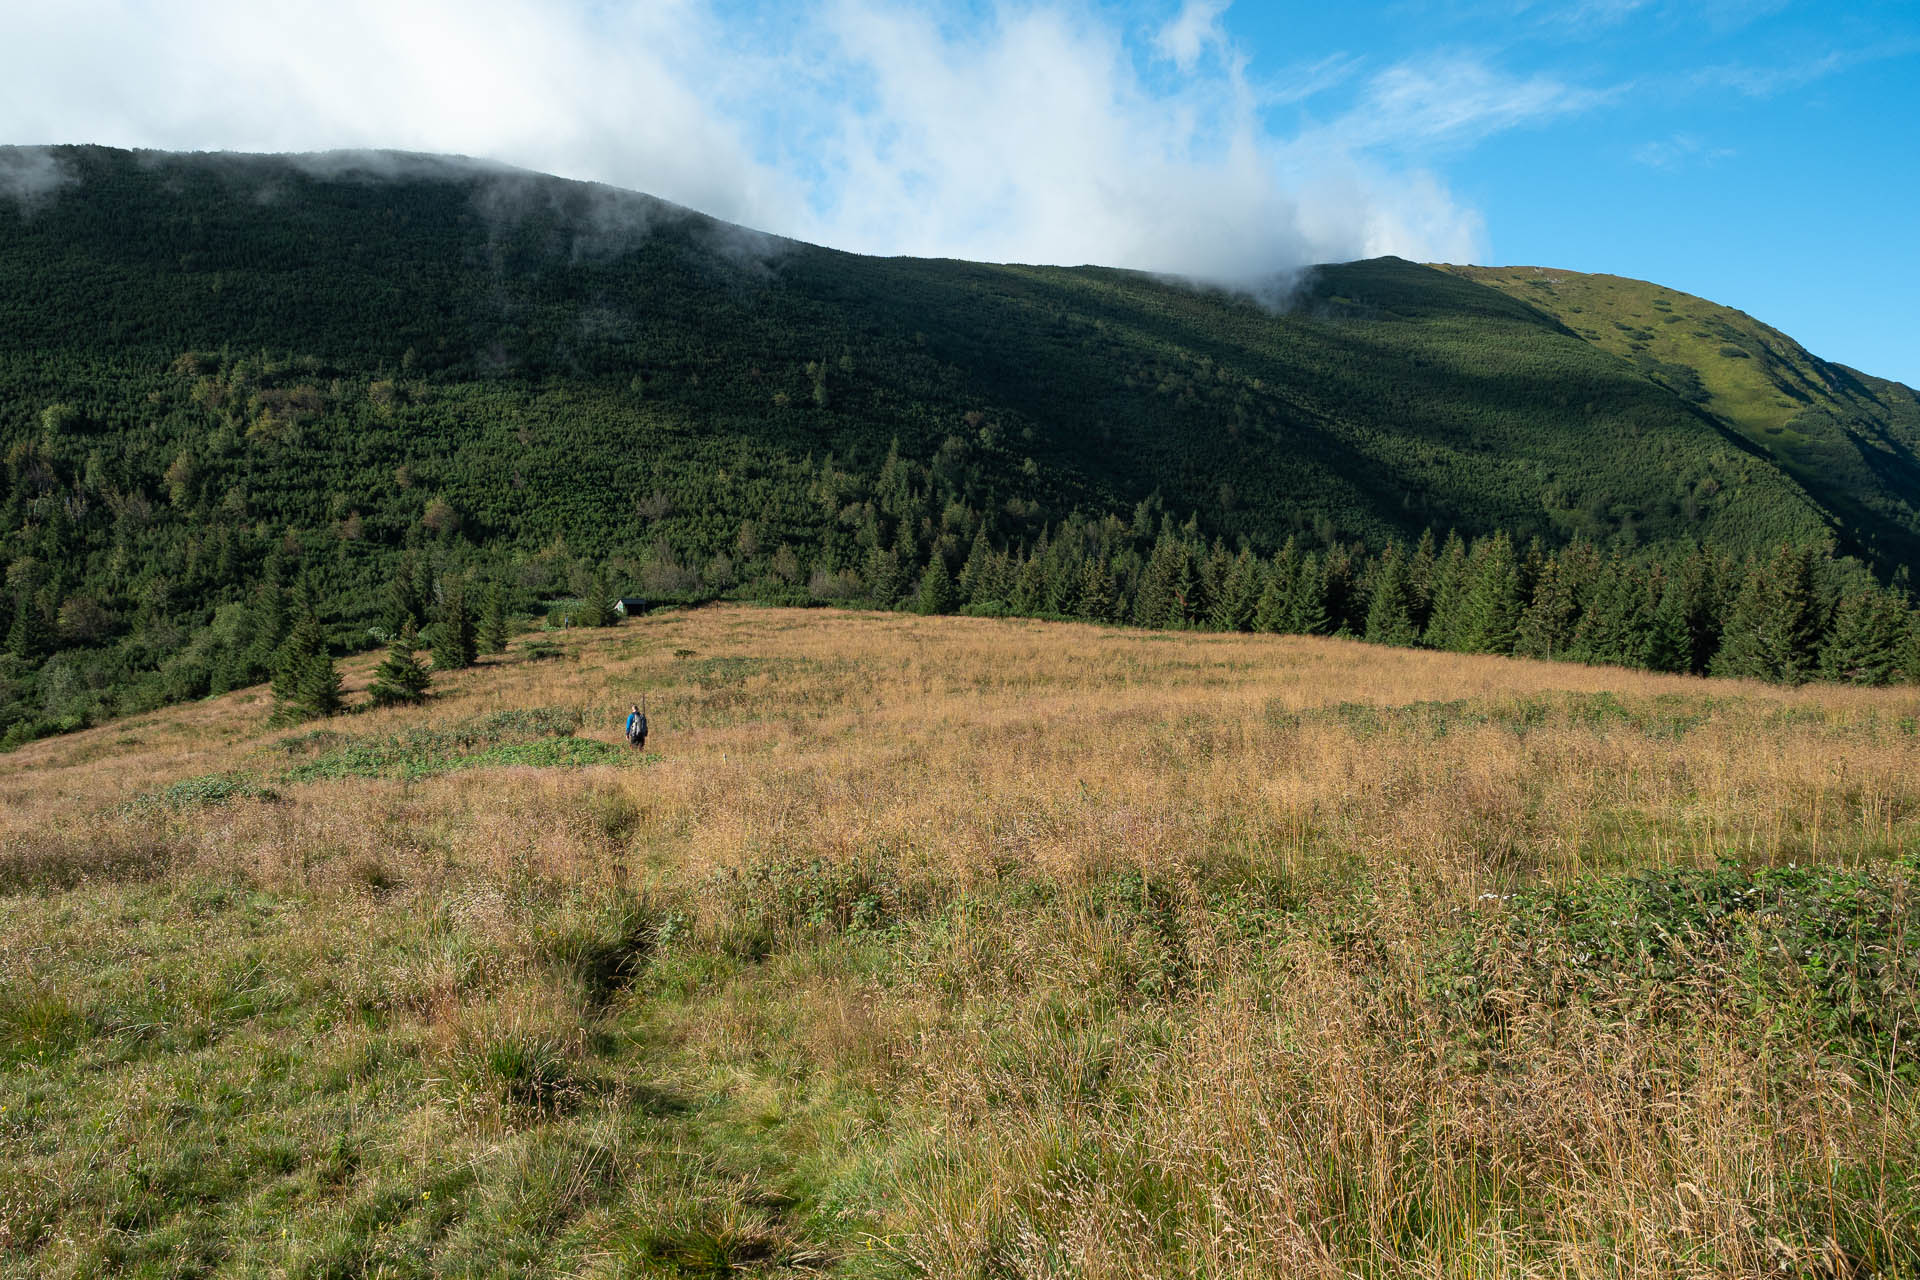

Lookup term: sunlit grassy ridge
[3,607,1917,1277]
[1451,264,1920,568]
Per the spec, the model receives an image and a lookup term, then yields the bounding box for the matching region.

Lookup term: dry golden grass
[2,605,1916,1277]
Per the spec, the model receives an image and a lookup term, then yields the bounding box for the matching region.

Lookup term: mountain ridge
[2,144,1916,742]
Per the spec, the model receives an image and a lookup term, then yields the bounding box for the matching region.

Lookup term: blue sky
[3,0,1916,383]
[1211,0,1920,384]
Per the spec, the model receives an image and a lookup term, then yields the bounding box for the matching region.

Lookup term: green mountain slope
[2,145,1915,740]
[3,146,1871,555]
[1447,265,1920,568]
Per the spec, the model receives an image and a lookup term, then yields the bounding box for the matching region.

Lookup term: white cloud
[0,0,793,227]
[1694,50,1847,97]
[0,0,1544,281]
[0,146,76,210]
[1315,54,1613,154]
[1631,132,1735,169]
[1154,0,1231,73]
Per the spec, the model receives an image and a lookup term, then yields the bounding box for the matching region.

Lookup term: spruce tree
[252,577,289,664]
[1363,544,1418,646]
[980,551,1014,610]
[295,642,344,719]
[1458,533,1521,655]
[369,622,432,706]
[6,590,44,661]
[1042,545,1080,616]
[1074,557,1118,622]
[383,553,425,635]
[1290,552,1330,635]
[957,529,993,606]
[1320,547,1359,636]
[577,568,615,628]
[1715,545,1821,684]
[864,544,904,607]
[1517,536,1547,611]
[1210,549,1258,633]
[1198,541,1233,629]
[915,556,956,615]
[1165,544,1198,628]
[1669,550,1722,675]
[432,577,478,671]
[1423,533,1469,649]
[1558,541,1604,615]
[1132,535,1180,627]
[1268,538,1302,633]
[1645,572,1693,674]
[1009,552,1047,615]
[480,581,509,655]
[1820,591,1901,685]
[1761,544,1822,684]
[1252,567,1287,633]
[1711,560,1770,680]
[1407,529,1438,630]
[1898,610,1920,685]
[1515,558,1577,660]
[1570,558,1650,667]
[273,611,341,719]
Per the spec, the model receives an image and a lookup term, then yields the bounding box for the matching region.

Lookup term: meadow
[2,605,1916,1277]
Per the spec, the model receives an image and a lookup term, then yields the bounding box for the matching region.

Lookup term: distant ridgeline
[3,145,1920,745]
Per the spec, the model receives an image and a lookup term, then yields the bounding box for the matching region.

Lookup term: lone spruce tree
[579,568,615,628]
[369,622,432,706]
[432,577,478,671]
[480,582,509,655]
[273,611,341,720]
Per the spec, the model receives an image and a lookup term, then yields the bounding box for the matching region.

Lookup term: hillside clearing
[3,606,1916,1277]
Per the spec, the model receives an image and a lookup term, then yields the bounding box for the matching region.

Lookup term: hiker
[625,702,648,749]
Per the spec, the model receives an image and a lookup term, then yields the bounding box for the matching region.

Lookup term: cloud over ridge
[0,0,1549,282]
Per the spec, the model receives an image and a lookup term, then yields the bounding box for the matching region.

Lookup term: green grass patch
[1435,857,1919,1068]
[126,709,644,809]
[284,732,630,783]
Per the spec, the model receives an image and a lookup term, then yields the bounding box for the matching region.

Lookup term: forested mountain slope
[1,145,1915,742]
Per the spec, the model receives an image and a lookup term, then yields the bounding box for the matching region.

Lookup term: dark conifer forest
[4,145,1919,744]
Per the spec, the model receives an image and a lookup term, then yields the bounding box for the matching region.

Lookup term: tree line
[257,511,1920,730]
[917,522,1920,685]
